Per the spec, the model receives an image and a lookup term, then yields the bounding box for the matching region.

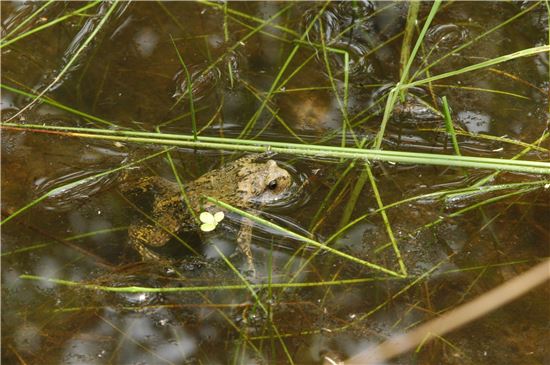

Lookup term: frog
[119,154,293,272]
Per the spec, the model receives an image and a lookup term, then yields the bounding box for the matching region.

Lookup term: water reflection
[134,27,160,58]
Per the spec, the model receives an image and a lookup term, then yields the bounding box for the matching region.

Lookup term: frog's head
[237,159,292,205]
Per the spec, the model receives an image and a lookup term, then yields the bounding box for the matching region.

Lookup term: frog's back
[185,162,244,208]
[120,154,293,260]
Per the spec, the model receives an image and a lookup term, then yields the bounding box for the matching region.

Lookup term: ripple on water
[34,169,119,211]
[302,1,384,82]
[27,120,127,211]
[172,63,221,103]
[172,49,243,106]
[426,23,469,51]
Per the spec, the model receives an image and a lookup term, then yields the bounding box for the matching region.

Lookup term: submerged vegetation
[1,1,549,364]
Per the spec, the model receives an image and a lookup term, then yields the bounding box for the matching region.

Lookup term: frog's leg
[128,201,182,261]
[120,176,175,195]
[128,222,170,261]
[236,217,256,275]
[121,175,184,260]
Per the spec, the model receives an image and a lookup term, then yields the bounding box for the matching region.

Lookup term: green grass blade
[203,3,294,77]
[0,0,55,45]
[155,134,199,224]
[1,148,171,226]
[412,1,542,81]
[422,128,548,152]
[241,81,306,143]
[374,0,441,149]
[1,227,128,257]
[408,45,550,88]
[365,163,407,277]
[240,2,331,138]
[18,274,399,292]
[547,0,550,115]
[337,160,368,231]
[200,0,298,38]
[327,180,549,245]
[373,86,399,149]
[441,96,461,156]
[424,186,539,230]
[318,21,355,149]
[0,1,100,49]
[468,131,549,189]
[170,35,197,140]
[1,83,117,127]
[213,246,295,365]
[7,1,118,121]
[206,196,404,277]
[433,84,531,100]
[400,1,421,80]
[2,123,550,174]
[309,161,355,232]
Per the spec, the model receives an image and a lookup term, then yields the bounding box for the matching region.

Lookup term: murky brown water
[2,2,549,364]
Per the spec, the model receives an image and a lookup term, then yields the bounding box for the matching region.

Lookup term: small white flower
[199,211,225,232]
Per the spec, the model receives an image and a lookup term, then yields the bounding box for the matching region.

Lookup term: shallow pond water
[2,2,549,364]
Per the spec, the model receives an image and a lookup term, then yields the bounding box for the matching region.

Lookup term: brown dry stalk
[345,258,550,364]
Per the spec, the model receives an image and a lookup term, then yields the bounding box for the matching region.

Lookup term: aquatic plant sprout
[199,211,225,232]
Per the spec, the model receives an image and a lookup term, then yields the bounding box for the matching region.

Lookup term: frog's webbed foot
[128,222,171,261]
[236,217,256,276]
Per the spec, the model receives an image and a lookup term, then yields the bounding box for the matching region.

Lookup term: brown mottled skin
[120,155,292,266]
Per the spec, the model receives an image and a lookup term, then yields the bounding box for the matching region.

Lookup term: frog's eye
[267,180,278,190]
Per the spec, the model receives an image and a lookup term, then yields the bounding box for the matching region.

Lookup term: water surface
[2,2,549,364]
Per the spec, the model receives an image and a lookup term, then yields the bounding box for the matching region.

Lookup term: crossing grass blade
[3,122,549,174]
[6,1,118,121]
